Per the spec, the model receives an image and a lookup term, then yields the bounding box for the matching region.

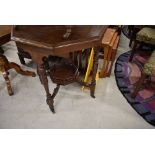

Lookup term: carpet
[114,50,155,126]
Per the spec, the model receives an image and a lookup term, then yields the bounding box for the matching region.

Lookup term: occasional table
[12,25,108,112]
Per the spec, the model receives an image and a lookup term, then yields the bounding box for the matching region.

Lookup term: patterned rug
[114,50,155,126]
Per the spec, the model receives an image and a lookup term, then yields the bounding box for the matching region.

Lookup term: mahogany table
[11,25,108,112]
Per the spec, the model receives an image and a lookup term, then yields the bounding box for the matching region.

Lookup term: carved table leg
[131,73,146,98]
[0,46,4,54]
[37,63,55,113]
[90,47,99,98]
[51,84,60,99]
[2,71,14,96]
[37,65,43,84]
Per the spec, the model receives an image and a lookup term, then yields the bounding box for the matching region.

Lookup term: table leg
[37,63,55,113]
[0,46,4,54]
[90,47,99,98]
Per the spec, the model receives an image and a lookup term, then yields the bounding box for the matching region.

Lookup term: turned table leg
[90,47,99,98]
[51,84,60,99]
[37,63,55,113]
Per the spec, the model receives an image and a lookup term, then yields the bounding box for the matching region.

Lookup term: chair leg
[129,38,133,47]
[108,49,117,77]
[100,46,109,78]
[129,32,134,47]
[0,54,36,95]
[129,26,136,47]
[9,62,36,77]
[131,73,146,98]
[129,40,138,62]
[2,71,14,96]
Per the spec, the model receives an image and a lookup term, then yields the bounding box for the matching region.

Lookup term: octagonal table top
[11,25,108,50]
[0,25,11,38]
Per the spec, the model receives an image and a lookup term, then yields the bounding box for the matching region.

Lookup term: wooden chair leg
[129,38,133,47]
[129,40,138,62]
[0,54,36,96]
[131,73,146,98]
[129,26,136,47]
[108,49,117,77]
[9,62,36,77]
[2,71,14,96]
[100,46,109,78]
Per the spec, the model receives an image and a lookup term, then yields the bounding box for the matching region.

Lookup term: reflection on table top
[12,25,108,49]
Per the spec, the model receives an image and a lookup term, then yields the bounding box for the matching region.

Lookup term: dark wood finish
[0,54,36,95]
[0,25,11,54]
[37,63,56,112]
[12,25,108,112]
[0,47,4,54]
[0,25,11,45]
[129,26,141,47]
[129,40,138,62]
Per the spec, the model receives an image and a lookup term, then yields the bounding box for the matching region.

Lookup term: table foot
[91,94,95,98]
[46,96,55,113]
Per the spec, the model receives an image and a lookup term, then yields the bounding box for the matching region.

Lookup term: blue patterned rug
[114,50,155,126]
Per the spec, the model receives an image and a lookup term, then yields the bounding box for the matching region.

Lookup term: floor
[0,34,154,129]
